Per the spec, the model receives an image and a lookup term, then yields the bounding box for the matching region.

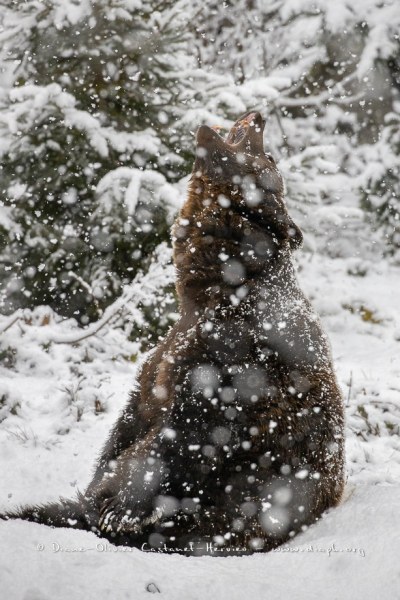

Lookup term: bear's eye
[266,153,275,164]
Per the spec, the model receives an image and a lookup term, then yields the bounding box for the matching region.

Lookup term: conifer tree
[0,0,192,328]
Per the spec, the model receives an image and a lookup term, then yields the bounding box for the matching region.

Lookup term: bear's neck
[173,176,296,316]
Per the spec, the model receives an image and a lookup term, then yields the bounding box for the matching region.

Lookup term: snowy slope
[0,485,398,600]
[1,254,399,599]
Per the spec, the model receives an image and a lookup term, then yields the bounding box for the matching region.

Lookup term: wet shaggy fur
[1,113,345,555]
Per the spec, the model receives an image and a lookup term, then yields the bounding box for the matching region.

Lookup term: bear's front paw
[98,496,164,534]
[98,495,141,534]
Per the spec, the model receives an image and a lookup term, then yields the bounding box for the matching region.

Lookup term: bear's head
[192,111,302,250]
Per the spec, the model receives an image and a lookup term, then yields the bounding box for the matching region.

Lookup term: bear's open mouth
[226,112,260,146]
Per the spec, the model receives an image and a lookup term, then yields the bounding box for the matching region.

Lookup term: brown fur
[1,112,345,555]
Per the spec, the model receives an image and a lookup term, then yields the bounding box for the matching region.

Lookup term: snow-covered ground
[1,254,399,599]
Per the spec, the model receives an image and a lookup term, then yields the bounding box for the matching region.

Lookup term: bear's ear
[194,125,229,175]
[196,125,226,151]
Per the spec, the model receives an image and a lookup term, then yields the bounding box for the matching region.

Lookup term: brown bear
[1,112,345,555]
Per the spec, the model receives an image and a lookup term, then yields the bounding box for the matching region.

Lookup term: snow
[0,487,398,599]
[95,168,169,216]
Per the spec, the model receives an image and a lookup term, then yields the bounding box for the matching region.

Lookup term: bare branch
[0,310,23,335]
